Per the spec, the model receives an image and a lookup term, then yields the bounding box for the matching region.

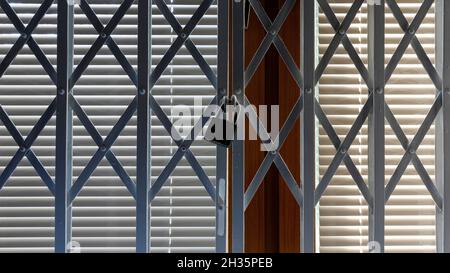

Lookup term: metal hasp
[232,0,311,252]
[0,0,226,253]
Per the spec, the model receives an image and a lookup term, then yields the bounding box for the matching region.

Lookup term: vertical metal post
[55,0,74,253]
[137,0,151,253]
[216,0,228,253]
[368,0,385,252]
[300,0,316,253]
[232,0,245,253]
[436,0,450,253]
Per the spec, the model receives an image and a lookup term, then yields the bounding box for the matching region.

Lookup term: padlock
[204,96,240,148]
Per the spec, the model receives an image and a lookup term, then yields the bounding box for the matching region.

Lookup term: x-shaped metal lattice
[244,0,304,209]
[315,0,443,211]
[383,0,443,208]
[0,0,56,194]
[0,0,220,206]
[314,0,373,206]
[148,0,219,203]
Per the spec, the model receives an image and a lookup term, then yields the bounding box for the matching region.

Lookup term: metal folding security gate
[1,0,450,254]
[231,0,450,253]
[0,0,228,253]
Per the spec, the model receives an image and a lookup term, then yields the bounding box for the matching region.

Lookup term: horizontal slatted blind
[318,0,436,253]
[0,0,217,253]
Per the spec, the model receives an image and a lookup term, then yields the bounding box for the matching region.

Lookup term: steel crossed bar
[151,0,215,88]
[70,0,134,88]
[315,0,363,82]
[385,94,443,203]
[242,99,303,207]
[247,0,303,88]
[70,97,137,202]
[0,101,55,190]
[315,94,374,204]
[385,0,434,85]
[315,100,372,206]
[0,0,54,77]
[316,0,369,86]
[245,0,296,85]
[244,96,304,209]
[154,0,217,89]
[79,0,138,85]
[69,96,137,199]
[147,0,220,204]
[387,0,441,90]
[148,97,219,202]
[0,106,54,194]
[384,103,443,208]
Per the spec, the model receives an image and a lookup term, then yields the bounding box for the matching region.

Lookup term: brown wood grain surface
[228,0,301,253]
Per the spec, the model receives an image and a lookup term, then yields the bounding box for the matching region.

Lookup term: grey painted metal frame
[137,0,151,253]
[300,0,316,253]
[232,0,245,253]
[368,0,385,252]
[55,0,74,253]
[436,0,450,253]
[216,0,229,254]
